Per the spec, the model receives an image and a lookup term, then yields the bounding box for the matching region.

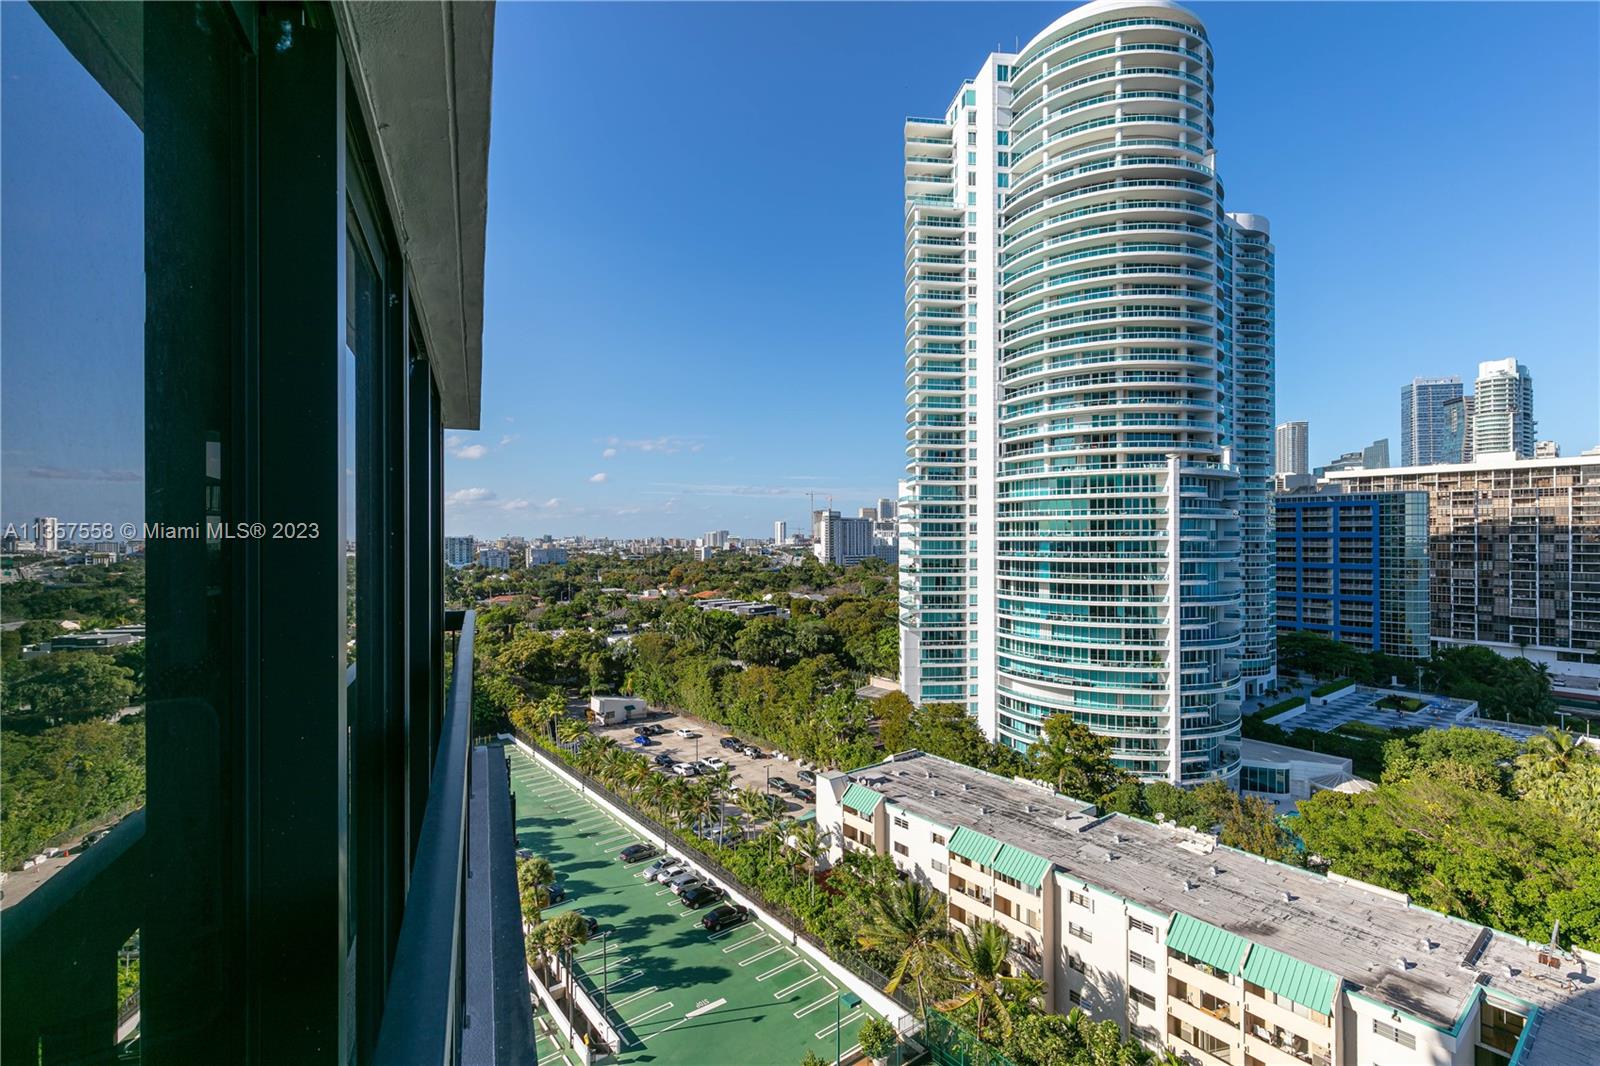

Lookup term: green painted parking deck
[507,746,877,1066]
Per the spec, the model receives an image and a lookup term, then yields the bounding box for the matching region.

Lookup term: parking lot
[1272,687,1543,738]
[508,746,876,1066]
[588,705,819,823]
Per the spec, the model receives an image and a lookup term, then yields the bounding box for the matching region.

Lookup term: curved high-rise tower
[901,0,1272,785]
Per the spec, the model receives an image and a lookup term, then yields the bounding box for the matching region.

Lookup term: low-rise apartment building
[817,751,1598,1066]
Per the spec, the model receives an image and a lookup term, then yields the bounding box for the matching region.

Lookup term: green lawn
[508,747,878,1066]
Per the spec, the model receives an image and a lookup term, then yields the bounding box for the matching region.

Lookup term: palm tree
[1519,727,1587,783]
[640,773,672,819]
[517,855,556,926]
[619,754,652,796]
[856,878,947,1021]
[936,920,1031,1044]
[556,717,586,747]
[734,787,771,840]
[543,910,591,1033]
[788,820,824,900]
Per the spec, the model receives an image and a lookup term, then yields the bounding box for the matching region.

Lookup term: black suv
[679,882,725,909]
[618,842,659,864]
[700,903,750,932]
[719,736,742,751]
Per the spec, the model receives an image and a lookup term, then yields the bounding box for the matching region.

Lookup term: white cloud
[601,447,618,459]
[588,472,608,484]
[499,434,519,448]
[542,497,562,509]
[445,487,496,507]
[453,444,488,460]
[445,434,464,449]
[601,435,705,456]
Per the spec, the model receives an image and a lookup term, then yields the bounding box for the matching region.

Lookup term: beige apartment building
[1328,454,1600,678]
[818,751,1599,1066]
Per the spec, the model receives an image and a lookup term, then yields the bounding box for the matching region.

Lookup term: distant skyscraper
[877,497,894,522]
[1472,358,1535,458]
[701,529,730,549]
[900,0,1272,785]
[1275,421,1309,476]
[1400,376,1463,466]
[444,535,475,568]
[1442,394,1475,464]
[858,506,876,520]
[812,510,877,566]
[773,520,787,544]
[33,516,60,552]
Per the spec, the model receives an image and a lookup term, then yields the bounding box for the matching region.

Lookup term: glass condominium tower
[899,0,1275,785]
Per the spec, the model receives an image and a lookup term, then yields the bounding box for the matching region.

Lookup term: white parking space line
[608,985,659,1010]
[625,1001,675,1026]
[720,931,769,952]
[756,957,806,982]
[794,990,840,1019]
[607,969,642,989]
[739,943,785,966]
[815,1008,864,1041]
[775,972,824,999]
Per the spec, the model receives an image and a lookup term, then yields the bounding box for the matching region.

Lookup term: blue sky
[454,1,1599,539]
[2,4,1595,541]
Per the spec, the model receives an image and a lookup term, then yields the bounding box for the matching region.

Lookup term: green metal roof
[1241,942,1341,1016]
[990,844,1051,889]
[841,782,883,816]
[946,825,1002,866]
[1166,912,1250,975]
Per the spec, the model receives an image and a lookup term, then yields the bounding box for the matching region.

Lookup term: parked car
[739,744,763,759]
[796,769,816,785]
[671,762,699,778]
[546,883,567,904]
[679,883,724,909]
[633,725,650,735]
[516,847,534,861]
[643,858,684,882]
[631,734,654,747]
[618,843,659,864]
[653,752,675,767]
[699,756,727,772]
[583,915,600,936]
[792,786,815,803]
[719,736,742,751]
[700,903,750,932]
[667,871,702,896]
[674,727,698,738]
[769,777,794,794]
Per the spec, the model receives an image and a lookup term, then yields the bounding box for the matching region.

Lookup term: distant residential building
[2,531,18,554]
[812,509,877,566]
[1276,489,1430,658]
[1317,439,1389,475]
[1329,453,1600,675]
[1536,440,1561,459]
[524,546,567,566]
[1441,394,1475,464]
[773,520,787,545]
[694,544,714,562]
[474,546,510,569]
[701,530,729,549]
[1275,421,1308,476]
[1399,376,1463,466]
[444,535,475,568]
[876,497,894,522]
[1472,358,1536,459]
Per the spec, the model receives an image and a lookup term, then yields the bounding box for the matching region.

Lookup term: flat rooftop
[846,752,1600,1057]
[1238,738,1351,769]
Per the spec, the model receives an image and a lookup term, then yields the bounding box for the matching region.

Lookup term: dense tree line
[1,719,145,867]
[1277,631,1557,724]
[1296,727,1600,949]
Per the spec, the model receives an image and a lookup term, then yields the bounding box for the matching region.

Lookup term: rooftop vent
[1182,880,1195,892]
[1024,803,1034,813]
[1112,832,1122,844]
[978,806,990,816]
[1396,957,1411,971]
[930,788,939,797]
[1105,852,1116,862]
[1207,864,1218,878]
[925,770,932,779]
[1282,891,1294,903]
[961,783,971,792]
[1420,937,1435,952]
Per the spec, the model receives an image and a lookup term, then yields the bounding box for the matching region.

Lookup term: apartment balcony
[1243,1031,1330,1066]
[1169,994,1240,1045]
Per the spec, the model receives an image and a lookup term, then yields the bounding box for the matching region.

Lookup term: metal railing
[374,609,476,1064]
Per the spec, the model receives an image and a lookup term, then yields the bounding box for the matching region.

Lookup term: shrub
[858,1016,897,1059]
[1311,677,1352,698]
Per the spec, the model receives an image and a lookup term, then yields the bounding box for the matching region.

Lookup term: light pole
[836,992,862,1065]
